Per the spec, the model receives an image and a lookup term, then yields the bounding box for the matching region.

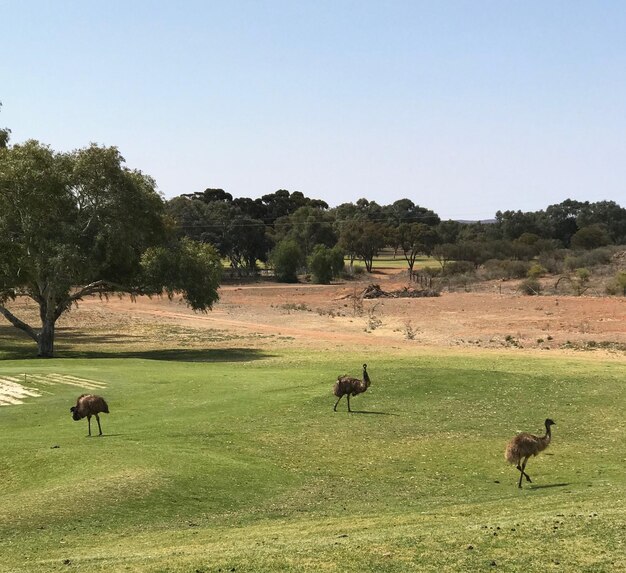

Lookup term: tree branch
[0,304,38,341]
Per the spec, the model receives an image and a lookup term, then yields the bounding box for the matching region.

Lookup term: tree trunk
[37,318,55,358]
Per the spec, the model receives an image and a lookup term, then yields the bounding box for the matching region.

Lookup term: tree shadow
[529,483,571,490]
[60,347,274,362]
[0,325,275,363]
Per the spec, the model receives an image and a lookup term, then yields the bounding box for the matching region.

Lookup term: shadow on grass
[0,326,273,363]
[63,347,274,362]
[529,483,571,490]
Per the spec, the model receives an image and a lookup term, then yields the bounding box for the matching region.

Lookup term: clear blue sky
[2,1,625,219]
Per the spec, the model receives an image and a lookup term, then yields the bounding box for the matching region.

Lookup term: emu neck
[544,423,552,443]
[363,368,370,388]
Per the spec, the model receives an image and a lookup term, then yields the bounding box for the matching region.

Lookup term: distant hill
[454,219,497,224]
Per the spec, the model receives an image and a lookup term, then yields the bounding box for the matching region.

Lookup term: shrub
[308,245,344,284]
[270,239,302,283]
[442,260,475,276]
[520,278,541,295]
[527,263,547,279]
[606,270,626,296]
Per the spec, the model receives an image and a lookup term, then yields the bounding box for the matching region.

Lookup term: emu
[70,394,109,436]
[333,363,371,412]
[505,418,556,488]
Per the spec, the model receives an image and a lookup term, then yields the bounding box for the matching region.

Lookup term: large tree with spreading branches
[0,140,221,357]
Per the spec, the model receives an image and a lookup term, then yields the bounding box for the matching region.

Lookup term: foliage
[270,239,302,282]
[274,206,337,258]
[0,140,220,356]
[570,224,611,250]
[141,238,222,311]
[606,270,626,296]
[564,247,614,271]
[519,278,541,295]
[398,223,439,271]
[307,244,344,284]
[483,259,530,280]
[442,260,475,276]
[166,197,270,272]
[527,263,547,279]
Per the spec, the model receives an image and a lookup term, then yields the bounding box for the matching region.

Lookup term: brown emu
[333,363,371,412]
[70,394,109,436]
[505,418,556,488]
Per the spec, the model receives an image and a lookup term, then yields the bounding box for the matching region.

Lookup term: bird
[505,418,556,488]
[333,363,371,412]
[70,394,110,436]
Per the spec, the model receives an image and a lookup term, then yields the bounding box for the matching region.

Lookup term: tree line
[167,188,626,283]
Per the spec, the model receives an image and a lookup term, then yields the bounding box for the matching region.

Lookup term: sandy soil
[22,268,620,357]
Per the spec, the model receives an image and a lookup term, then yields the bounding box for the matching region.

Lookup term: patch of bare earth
[3,269,626,357]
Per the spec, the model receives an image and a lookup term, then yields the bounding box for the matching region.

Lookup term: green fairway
[0,350,624,572]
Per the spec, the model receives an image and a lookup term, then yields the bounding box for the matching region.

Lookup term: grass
[348,250,441,272]
[0,349,625,572]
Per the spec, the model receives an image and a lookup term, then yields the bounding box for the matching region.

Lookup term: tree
[398,223,438,272]
[385,199,440,227]
[270,239,302,282]
[545,199,586,246]
[308,245,344,284]
[432,243,456,272]
[228,214,271,272]
[577,201,626,244]
[0,140,221,357]
[570,224,611,250]
[337,220,361,269]
[354,222,386,272]
[273,206,337,259]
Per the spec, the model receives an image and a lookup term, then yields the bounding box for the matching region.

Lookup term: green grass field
[1,348,625,572]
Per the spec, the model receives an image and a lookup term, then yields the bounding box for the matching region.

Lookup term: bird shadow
[529,483,571,490]
[349,410,398,416]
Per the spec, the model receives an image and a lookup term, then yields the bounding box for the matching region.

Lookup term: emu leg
[347,394,351,412]
[333,396,342,411]
[96,413,103,436]
[87,415,92,437]
[516,463,532,483]
[521,457,532,483]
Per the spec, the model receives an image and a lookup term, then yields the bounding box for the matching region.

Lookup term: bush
[308,245,344,284]
[442,260,475,276]
[606,270,626,296]
[539,249,568,274]
[520,278,541,295]
[527,263,547,279]
[270,239,302,283]
[564,247,614,271]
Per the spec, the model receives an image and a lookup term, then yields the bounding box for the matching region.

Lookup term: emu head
[362,363,371,387]
[70,406,83,421]
[545,418,556,427]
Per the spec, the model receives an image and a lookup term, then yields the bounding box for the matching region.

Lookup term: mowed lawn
[0,349,624,572]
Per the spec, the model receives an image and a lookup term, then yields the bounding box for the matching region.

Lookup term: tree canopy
[0,140,221,356]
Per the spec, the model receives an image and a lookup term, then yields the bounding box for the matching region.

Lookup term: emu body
[70,394,109,436]
[505,418,555,488]
[333,363,371,412]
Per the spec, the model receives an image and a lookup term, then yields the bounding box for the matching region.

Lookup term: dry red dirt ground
[8,268,616,357]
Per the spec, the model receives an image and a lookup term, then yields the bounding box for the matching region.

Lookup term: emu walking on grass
[333,364,371,412]
[505,418,556,488]
[70,394,109,436]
